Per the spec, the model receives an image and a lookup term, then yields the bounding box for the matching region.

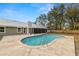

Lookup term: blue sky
[0,3,58,22]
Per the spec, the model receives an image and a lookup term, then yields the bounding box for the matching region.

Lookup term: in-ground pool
[21,34,64,46]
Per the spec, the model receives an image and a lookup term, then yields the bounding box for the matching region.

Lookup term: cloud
[29,3,54,14]
[0,3,55,22]
[38,3,54,14]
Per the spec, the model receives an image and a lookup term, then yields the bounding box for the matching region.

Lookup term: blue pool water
[21,34,63,46]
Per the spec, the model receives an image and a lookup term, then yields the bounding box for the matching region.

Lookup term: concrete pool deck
[0,34,75,56]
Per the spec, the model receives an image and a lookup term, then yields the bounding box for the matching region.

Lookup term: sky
[0,3,58,22]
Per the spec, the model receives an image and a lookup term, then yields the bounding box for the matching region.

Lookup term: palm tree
[58,4,65,30]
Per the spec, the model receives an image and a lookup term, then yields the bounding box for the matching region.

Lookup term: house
[0,19,47,36]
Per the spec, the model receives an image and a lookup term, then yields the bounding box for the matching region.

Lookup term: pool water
[21,34,64,46]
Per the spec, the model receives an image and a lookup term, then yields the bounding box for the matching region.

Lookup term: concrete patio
[0,34,75,56]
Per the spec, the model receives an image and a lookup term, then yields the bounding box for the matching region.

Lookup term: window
[0,27,6,33]
[23,28,26,33]
[17,28,22,33]
[23,28,27,33]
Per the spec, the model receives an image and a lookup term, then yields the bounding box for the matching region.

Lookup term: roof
[32,24,46,29]
[0,18,27,27]
[0,18,47,29]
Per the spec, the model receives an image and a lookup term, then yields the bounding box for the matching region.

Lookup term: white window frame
[0,26,6,33]
[17,27,22,33]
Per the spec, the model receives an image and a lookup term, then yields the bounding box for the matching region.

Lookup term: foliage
[35,3,79,30]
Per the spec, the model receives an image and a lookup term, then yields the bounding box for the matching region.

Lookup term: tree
[58,4,65,30]
[66,4,79,30]
[48,6,60,30]
[35,3,79,30]
[35,14,47,27]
